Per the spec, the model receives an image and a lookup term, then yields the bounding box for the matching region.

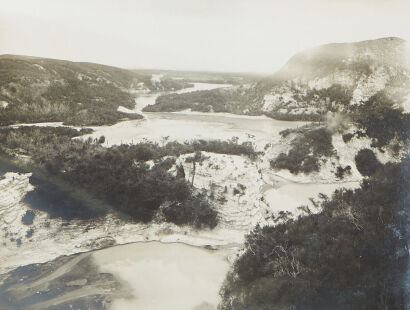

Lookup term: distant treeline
[143,87,260,115]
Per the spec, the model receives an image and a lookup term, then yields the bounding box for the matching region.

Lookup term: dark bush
[335,165,351,179]
[342,133,354,143]
[271,127,334,174]
[98,135,106,144]
[355,149,382,177]
[143,87,259,115]
[21,210,35,225]
[354,91,410,148]
[219,158,409,310]
[26,229,34,238]
[162,194,218,229]
[0,127,219,228]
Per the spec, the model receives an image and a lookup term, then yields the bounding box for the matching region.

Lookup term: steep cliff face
[256,37,410,118]
[0,172,33,226]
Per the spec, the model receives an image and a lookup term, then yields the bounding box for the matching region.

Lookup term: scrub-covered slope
[257,37,410,119]
[0,55,188,126]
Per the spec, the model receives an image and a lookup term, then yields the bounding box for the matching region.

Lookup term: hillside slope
[144,37,410,119]
[257,37,410,119]
[0,55,188,126]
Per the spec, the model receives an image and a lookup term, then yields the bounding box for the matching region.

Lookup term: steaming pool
[93,242,229,310]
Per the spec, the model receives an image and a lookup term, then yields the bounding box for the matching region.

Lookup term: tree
[98,135,106,144]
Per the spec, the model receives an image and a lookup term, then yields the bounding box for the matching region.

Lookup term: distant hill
[0,55,188,126]
[256,37,410,119]
[144,37,410,119]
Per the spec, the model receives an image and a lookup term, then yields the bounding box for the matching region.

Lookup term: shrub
[355,149,381,177]
[354,91,410,148]
[143,87,258,115]
[342,133,354,143]
[335,165,351,179]
[162,195,218,229]
[26,229,34,238]
[98,135,106,144]
[271,127,334,174]
[21,210,35,225]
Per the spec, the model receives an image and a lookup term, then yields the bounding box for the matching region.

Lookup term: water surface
[82,82,305,147]
[92,242,229,310]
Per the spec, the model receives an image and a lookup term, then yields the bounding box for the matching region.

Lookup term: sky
[1,0,409,73]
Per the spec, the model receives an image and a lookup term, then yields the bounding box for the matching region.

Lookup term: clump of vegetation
[0,127,221,228]
[335,165,351,179]
[300,84,353,110]
[271,127,335,174]
[355,148,382,177]
[263,84,354,122]
[26,229,34,238]
[162,194,218,229]
[21,210,35,225]
[219,157,409,310]
[278,124,316,138]
[143,87,259,115]
[342,132,354,143]
[145,90,229,112]
[263,112,323,122]
[353,91,410,148]
[119,138,258,160]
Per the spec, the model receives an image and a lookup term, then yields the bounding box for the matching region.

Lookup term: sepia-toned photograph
[0,0,409,309]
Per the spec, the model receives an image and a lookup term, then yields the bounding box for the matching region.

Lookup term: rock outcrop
[255,37,410,118]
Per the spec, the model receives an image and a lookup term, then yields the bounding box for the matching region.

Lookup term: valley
[0,37,409,310]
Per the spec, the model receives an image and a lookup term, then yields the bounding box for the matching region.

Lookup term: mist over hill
[257,37,410,118]
[145,37,410,120]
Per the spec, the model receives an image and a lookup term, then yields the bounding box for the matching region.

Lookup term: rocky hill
[256,37,410,119]
[0,55,188,126]
[145,37,410,119]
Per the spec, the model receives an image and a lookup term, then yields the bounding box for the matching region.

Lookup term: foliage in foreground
[219,157,409,310]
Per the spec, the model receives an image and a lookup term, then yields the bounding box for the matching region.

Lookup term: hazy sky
[1,0,409,73]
